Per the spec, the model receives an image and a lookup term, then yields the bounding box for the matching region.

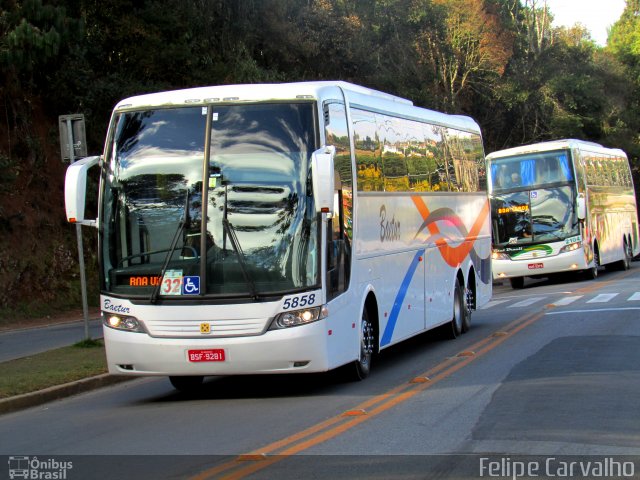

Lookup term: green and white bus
[487,139,639,289]
[65,81,491,390]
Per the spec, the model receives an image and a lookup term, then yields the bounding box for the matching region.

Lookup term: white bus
[487,139,639,289]
[65,81,492,391]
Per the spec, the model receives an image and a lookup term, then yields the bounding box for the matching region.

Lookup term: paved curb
[0,374,134,416]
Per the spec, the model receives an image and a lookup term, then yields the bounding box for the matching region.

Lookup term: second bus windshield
[489,149,579,246]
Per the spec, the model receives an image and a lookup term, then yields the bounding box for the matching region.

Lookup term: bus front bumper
[492,248,587,280]
[103,320,330,376]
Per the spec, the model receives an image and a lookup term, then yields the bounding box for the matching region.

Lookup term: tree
[608,0,640,71]
[607,0,640,194]
[415,0,513,111]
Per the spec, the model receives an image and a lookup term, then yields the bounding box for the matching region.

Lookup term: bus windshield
[491,186,579,245]
[489,149,579,246]
[101,103,320,298]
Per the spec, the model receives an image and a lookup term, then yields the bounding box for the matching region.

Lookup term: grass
[0,339,107,399]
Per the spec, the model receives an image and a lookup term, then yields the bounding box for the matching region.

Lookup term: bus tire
[584,249,599,280]
[509,277,524,289]
[351,309,374,381]
[169,375,204,393]
[614,240,632,271]
[446,279,464,339]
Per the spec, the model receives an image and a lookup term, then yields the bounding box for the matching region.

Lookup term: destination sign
[119,275,162,287]
[497,204,529,214]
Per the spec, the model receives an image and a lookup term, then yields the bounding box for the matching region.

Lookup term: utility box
[59,114,87,161]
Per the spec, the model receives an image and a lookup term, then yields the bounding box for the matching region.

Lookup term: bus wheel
[618,241,632,271]
[509,277,524,289]
[584,250,599,280]
[169,375,204,393]
[352,309,374,380]
[446,280,464,339]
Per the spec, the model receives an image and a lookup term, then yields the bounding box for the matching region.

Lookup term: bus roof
[114,81,411,109]
[113,81,481,135]
[486,139,627,160]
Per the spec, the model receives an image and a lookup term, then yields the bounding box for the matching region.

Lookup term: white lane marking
[586,293,619,303]
[546,307,640,315]
[508,297,546,308]
[479,299,510,310]
[628,292,640,301]
[550,296,583,306]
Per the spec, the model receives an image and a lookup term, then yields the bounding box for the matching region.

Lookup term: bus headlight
[560,242,581,254]
[492,251,510,260]
[103,313,146,333]
[270,305,328,330]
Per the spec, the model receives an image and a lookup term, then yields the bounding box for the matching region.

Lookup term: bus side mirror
[576,193,586,220]
[311,146,335,215]
[65,155,100,227]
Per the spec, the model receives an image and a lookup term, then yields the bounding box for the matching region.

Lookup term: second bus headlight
[492,251,510,260]
[559,241,581,254]
[270,305,328,330]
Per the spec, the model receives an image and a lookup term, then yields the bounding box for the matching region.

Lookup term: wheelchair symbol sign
[183,276,200,295]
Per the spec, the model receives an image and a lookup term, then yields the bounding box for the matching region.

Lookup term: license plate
[188,349,225,362]
[528,263,544,270]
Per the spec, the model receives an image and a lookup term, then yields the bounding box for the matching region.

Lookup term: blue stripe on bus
[380,249,425,347]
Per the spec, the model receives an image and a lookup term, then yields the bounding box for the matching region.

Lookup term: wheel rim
[359,315,373,368]
[465,286,473,319]
[462,285,473,332]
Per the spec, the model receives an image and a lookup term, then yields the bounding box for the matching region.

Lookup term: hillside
[0,100,99,322]
[1,0,639,322]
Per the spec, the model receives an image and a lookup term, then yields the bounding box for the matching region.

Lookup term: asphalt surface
[2,269,640,480]
[0,318,103,362]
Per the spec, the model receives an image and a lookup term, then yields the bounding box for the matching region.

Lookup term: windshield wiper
[150,189,191,304]
[222,218,259,300]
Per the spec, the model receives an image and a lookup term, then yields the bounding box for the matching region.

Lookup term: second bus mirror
[311,146,335,215]
[576,193,586,220]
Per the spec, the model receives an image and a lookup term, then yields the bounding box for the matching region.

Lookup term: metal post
[66,118,90,341]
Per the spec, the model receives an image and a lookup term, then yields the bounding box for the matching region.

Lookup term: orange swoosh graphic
[411,196,489,267]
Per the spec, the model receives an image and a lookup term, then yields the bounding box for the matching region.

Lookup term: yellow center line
[192,273,629,479]
[191,314,540,480]
[214,313,546,480]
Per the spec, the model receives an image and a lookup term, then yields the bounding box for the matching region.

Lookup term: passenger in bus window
[508,172,521,187]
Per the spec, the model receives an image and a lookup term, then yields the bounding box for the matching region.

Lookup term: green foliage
[608,0,640,69]
[0,0,639,316]
[74,338,102,348]
[0,0,83,89]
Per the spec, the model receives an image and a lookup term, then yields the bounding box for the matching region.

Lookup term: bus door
[324,102,353,301]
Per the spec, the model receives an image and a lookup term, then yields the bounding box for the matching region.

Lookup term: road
[1,265,639,479]
[0,318,103,362]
